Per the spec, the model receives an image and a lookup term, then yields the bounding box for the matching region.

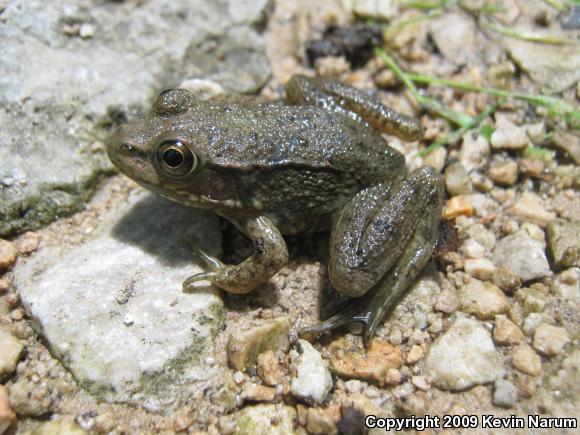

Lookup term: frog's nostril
[122,142,134,152]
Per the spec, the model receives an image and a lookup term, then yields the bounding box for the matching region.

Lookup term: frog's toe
[182,272,218,291]
[193,247,224,271]
[300,292,384,347]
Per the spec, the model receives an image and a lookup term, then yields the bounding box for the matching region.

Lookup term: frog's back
[187,102,406,233]
[196,101,405,184]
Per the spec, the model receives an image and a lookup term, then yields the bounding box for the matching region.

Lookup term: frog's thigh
[185,216,289,294]
[329,167,440,297]
[285,75,423,141]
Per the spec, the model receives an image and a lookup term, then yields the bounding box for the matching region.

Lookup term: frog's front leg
[302,167,443,346]
[184,216,289,294]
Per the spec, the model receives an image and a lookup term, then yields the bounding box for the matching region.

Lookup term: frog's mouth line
[137,180,241,210]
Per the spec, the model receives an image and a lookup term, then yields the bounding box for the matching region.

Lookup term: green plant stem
[418,100,503,156]
[399,0,453,9]
[542,0,568,11]
[374,48,473,126]
[483,22,576,45]
[405,73,580,125]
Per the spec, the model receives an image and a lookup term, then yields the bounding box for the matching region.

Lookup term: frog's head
[107,89,238,209]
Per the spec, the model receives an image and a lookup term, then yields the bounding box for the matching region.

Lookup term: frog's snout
[106,126,127,167]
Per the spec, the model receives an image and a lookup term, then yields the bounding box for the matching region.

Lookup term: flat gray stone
[15,190,225,412]
[425,317,504,390]
[0,0,272,237]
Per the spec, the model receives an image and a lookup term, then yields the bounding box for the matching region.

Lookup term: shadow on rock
[111,193,221,268]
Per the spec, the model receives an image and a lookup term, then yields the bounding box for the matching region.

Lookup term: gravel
[0,240,17,271]
[493,379,518,408]
[493,229,550,281]
[547,219,580,270]
[290,340,333,405]
[533,323,571,357]
[424,317,504,390]
[228,317,290,372]
[512,344,542,376]
[0,329,24,380]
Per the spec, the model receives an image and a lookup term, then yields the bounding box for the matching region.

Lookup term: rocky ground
[1,0,579,433]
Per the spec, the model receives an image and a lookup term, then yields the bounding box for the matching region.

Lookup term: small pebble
[406,345,423,365]
[123,314,134,326]
[461,239,486,258]
[493,379,518,408]
[493,230,550,282]
[240,384,276,403]
[314,56,350,78]
[464,258,496,280]
[5,292,20,309]
[434,288,459,313]
[491,267,522,293]
[257,351,282,386]
[344,379,364,394]
[493,315,524,345]
[0,330,24,379]
[491,117,529,150]
[445,162,473,196]
[460,133,489,171]
[519,158,544,178]
[16,231,41,255]
[79,23,96,38]
[0,385,16,433]
[459,278,509,320]
[179,78,224,101]
[388,329,403,346]
[411,376,430,391]
[532,323,570,356]
[233,371,245,385]
[291,340,333,405]
[508,192,556,228]
[522,313,547,336]
[384,368,402,385]
[328,336,402,386]
[470,172,494,192]
[489,158,518,186]
[374,68,398,89]
[423,146,447,174]
[526,121,545,144]
[0,239,17,271]
[550,268,580,300]
[306,407,338,435]
[0,277,10,294]
[10,308,24,321]
[516,288,548,315]
[442,195,473,219]
[547,219,580,270]
[512,344,542,376]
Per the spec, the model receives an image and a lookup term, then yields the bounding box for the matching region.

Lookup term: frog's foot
[300,288,388,347]
[182,247,224,291]
[183,216,289,294]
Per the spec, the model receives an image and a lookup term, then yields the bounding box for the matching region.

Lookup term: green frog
[107,75,443,345]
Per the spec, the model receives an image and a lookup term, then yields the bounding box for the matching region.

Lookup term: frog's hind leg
[285,75,424,141]
[301,167,443,347]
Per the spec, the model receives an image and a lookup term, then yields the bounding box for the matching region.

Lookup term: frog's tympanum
[107,75,443,345]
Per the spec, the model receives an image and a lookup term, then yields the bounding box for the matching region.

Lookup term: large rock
[424,317,504,390]
[0,0,272,237]
[14,190,225,412]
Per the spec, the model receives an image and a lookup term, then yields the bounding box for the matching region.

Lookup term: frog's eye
[153,89,194,116]
[155,140,197,178]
